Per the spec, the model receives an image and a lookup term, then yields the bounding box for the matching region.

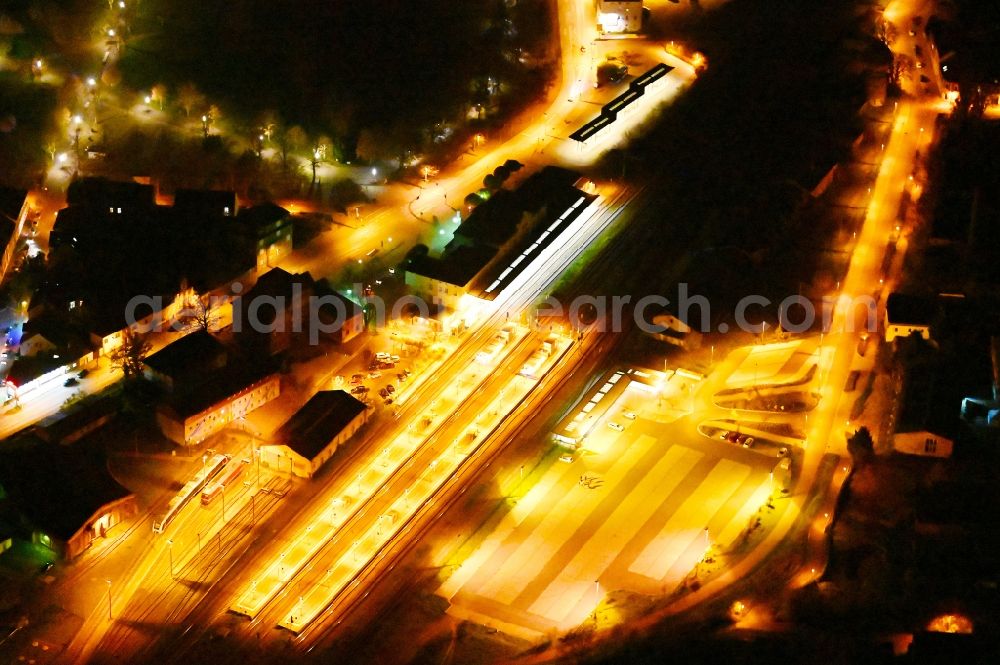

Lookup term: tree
[847,427,875,466]
[307,135,331,194]
[173,291,219,333]
[150,83,167,110]
[355,128,380,164]
[109,329,151,380]
[177,83,204,118]
[278,125,307,174]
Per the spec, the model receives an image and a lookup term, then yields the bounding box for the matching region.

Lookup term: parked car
[608,422,624,432]
[622,410,637,420]
[78,368,89,378]
[719,431,731,440]
[727,431,742,443]
[741,437,755,449]
[350,374,364,385]
[379,387,389,398]
[351,385,368,395]
[386,384,395,394]
[368,371,382,379]
[559,455,575,463]
[778,447,789,457]
[64,377,78,387]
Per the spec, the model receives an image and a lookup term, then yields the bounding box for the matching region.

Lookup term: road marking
[474,435,653,605]
[628,458,751,581]
[526,445,702,622]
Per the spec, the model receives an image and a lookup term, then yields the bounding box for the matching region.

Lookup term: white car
[558,455,575,463]
[607,422,624,432]
[622,410,637,420]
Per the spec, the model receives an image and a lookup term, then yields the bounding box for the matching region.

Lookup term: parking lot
[440,369,780,638]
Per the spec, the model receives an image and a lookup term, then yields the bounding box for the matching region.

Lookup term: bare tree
[308,136,331,194]
[110,329,151,380]
[174,291,219,333]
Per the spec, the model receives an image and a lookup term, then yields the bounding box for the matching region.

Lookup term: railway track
[89,477,291,663]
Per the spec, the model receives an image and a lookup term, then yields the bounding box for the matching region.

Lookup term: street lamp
[167,539,174,578]
[244,481,254,523]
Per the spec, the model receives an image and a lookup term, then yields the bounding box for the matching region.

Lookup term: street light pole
[167,539,174,578]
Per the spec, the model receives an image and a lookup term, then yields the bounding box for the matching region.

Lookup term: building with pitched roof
[144,332,281,445]
[0,186,29,282]
[259,390,369,478]
[0,437,137,560]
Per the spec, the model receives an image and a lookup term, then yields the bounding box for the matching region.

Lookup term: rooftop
[243,267,313,301]
[173,188,237,219]
[66,177,155,212]
[408,167,589,292]
[895,337,962,440]
[406,244,499,288]
[36,395,118,444]
[0,186,27,253]
[0,436,134,542]
[144,331,228,379]
[886,292,937,327]
[276,390,367,460]
[0,186,27,224]
[237,202,291,231]
[163,359,278,419]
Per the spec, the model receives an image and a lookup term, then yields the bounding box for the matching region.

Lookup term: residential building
[144,332,281,445]
[884,292,936,342]
[143,330,228,389]
[259,390,369,478]
[66,176,155,216]
[892,338,961,458]
[597,1,644,33]
[237,203,293,272]
[0,186,28,283]
[172,188,237,220]
[236,267,364,355]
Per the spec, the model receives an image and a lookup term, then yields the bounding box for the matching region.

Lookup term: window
[924,438,937,453]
